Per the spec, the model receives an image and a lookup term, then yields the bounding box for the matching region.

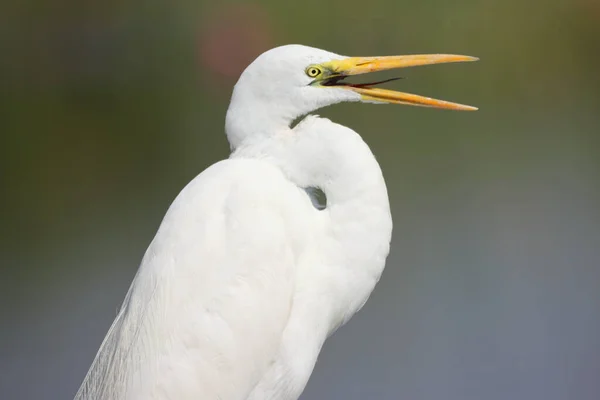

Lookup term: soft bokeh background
[2,0,599,399]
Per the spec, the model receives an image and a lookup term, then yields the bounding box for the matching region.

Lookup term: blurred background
[1,0,600,399]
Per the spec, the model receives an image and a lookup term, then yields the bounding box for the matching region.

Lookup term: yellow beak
[321,54,478,111]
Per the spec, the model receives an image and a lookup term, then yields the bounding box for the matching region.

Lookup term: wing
[75,159,312,400]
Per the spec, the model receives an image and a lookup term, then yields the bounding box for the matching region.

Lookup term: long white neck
[231,114,392,333]
[288,115,392,327]
[230,115,392,398]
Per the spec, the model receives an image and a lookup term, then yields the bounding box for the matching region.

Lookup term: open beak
[320,54,478,111]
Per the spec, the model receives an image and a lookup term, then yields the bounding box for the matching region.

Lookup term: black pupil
[311,69,318,75]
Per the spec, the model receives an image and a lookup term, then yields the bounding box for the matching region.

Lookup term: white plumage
[75,44,476,400]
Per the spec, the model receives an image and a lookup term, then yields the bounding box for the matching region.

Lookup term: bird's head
[225,44,477,149]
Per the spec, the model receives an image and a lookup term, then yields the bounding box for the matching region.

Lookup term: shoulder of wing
[83,158,313,398]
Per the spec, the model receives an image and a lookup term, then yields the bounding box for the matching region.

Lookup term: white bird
[74,44,477,400]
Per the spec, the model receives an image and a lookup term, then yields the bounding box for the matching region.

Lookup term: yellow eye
[305,66,322,78]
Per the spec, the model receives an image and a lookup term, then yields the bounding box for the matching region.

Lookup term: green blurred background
[2,0,599,399]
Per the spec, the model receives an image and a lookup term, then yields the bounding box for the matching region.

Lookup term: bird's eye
[305,66,322,78]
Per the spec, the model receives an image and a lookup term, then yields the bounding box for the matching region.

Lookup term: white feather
[75,45,392,400]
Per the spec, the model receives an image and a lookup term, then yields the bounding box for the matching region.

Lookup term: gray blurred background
[1,0,599,399]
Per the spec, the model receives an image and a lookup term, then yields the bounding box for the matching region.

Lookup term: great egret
[74,44,477,400]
